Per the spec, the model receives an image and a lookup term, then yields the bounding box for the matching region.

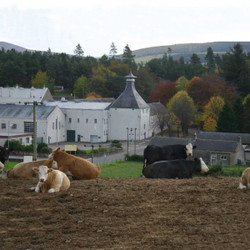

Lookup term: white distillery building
[108,72,151,141]
[44,99,111,143]
[0,86,53,104]
[0,104,66,146]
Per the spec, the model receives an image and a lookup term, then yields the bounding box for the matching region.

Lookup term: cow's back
[55,151,101,179]
[143,160,194,178]
[143,145,162,165]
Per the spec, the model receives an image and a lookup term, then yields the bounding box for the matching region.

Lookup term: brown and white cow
[0,159,57,179]
[239,167,250,189]
[31,165,70,193]
[49,147,101,179]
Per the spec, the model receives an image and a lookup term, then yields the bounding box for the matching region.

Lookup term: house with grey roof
[108,72,150,141]
[0,104,65,146]
[0,86,53,104]
[149,136,245,166]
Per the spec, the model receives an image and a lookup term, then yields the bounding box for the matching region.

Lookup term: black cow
[142,158,209,179]
[0,146,9,164]
[143,143,196,167]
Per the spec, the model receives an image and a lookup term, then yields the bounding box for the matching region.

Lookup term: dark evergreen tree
[233,97,244,132]
[242,96,250,132]
[221,43,250,95]
[216,103,237,132]
[205,47,216,73]
[122,44,136,70]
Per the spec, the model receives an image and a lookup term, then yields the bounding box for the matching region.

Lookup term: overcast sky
[1,0,250,57]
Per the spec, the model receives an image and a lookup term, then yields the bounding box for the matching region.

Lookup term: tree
[216,103,237,132]
[176,76,189,91]
[149,80,177,106]
[203,117,217,132]
[73,76,89,98]
[109,42,117,58]
[31,71,55,91]
[205,47,216,73]
[233,97,244,132]
[221,43,250,94]
[242,94,250,132]
[122,44,136,69]
[187,53,204,77]
[203,96,225,123]
[74,44,84,57]
[167,91,196,136]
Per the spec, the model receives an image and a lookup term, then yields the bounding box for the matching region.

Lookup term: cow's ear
[33,167,39,173]
[48,168,53,173]
[55,147,60,152]
[193,146,197,149]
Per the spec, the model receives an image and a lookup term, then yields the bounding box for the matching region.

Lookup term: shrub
[126,154,144,162]
[111,140,122,148]
[4,140,22,152]
[205,163,223,177]
[37,143,50,154]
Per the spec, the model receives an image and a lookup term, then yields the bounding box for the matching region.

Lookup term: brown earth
[0,176,249,250]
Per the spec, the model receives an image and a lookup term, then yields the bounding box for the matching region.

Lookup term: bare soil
[0,176,249,250]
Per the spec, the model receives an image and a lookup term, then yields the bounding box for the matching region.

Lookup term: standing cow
[0,146,9,164]
[142,157,209,179]
[143,143,196,167]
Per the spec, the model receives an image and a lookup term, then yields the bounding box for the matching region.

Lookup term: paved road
[9,139,150,165]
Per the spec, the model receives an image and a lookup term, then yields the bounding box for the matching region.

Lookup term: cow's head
[48,147,61,160]
[185,143,196,157]
[33,165,53,183]
[0,146,9,164]
[199,157,209,173]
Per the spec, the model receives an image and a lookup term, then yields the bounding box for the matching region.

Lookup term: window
[220,155,227,160]
[69,118,72,123]
[24,122,34,133]
[94,119,97,124]
[77,118,80,123]
[52,122,54,130]
[11,124,17,129]
[86,118,88,123]
[1,123,6,129]
[144,124,146,129]
[26,137,30,144]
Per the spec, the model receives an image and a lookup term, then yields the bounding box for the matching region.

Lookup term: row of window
[1,122,33,133]
[68,118,108,124]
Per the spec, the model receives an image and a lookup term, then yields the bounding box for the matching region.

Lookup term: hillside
[133,41,250,63]
[1,41,250,63]
[0,41,33,53]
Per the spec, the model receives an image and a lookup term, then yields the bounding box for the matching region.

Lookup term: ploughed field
[0,176,249,249]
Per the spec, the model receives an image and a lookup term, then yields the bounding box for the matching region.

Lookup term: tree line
[0,42,250,133]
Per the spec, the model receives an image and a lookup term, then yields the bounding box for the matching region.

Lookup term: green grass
[4,160,249,178]
[99,160,143,178]
[3,161,18,170]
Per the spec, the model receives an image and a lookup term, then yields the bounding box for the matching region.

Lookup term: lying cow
[239,167,250,189]
[31,165,70,193]
[142,157,209,179]
[49,147,101,180]
[0,159,57,179]
[143,143,196,167]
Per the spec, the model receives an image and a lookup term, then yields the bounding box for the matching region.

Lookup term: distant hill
[2,41,250,63]
[0,41,34,53]
[133,42,250,63]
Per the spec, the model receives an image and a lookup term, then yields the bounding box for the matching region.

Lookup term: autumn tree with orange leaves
[150,80,177,106]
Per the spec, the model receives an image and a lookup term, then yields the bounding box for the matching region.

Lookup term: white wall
[109,108,150,141]
[62,108,109,142]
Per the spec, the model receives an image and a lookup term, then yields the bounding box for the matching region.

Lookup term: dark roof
[149,136,239,153]
[198,131,250,145]
[148,102,166,116]
[0,104,55,119]
[109,72,149,109]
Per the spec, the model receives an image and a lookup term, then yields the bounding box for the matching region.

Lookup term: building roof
[44,99,112,110]
[197,131,250,145]
[0,104,56,119]
[109,72,149,109]
[149,136,239,153]
[148,102,166,116]
[0,86,53,104]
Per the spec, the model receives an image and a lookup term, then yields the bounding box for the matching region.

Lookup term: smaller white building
[44,99,111,143]
[0,86,53,104]
[0,104,66,146]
